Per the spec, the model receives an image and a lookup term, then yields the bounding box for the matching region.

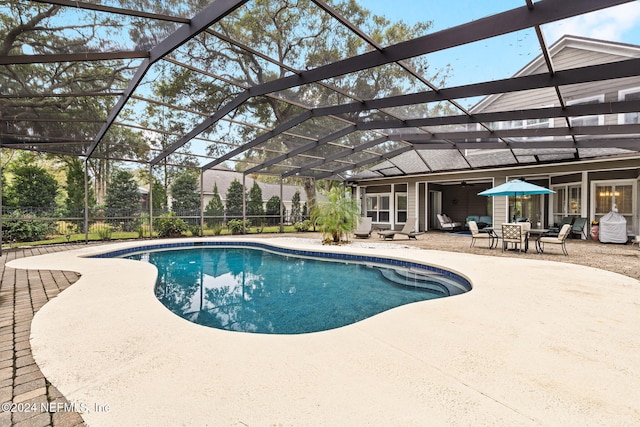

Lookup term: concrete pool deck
[5,237,640,426]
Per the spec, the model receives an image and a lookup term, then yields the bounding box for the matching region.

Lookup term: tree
[0,3,149,204]
[290,190,302,223]
[141,63,206,191]
[170,171,200,215]
[225,179,245,221]
[266,195,285,226]
[65,158,94,215]
[247,181,265,223]
[64,158,95,232]
[173,0,451,207]
[105,169,140,231]
[152,178,168,214]
[6,157,58,212]
[311,186,359,243]
[1,162,13,208]
[204,182,225,227]
[88,127,149,204]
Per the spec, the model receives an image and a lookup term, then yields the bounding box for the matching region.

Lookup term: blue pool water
[120,245,470,334]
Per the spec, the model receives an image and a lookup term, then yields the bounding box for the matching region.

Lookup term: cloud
[545,3,640,43]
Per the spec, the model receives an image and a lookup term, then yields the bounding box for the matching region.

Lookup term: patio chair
[502,223,529,252]
[536,223,572,256]
[378,218,422,240]
[437,214,463,232]
[468,220,494,248]
[569,217,588,239]
[548,216,574,236]
[353,217,373,239]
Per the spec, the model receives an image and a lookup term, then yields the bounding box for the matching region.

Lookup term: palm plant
[311,187,359,244]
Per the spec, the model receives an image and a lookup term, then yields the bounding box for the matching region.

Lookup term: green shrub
[154,213,189,238]
[294,220,312,232]
[97,225,113,241]
[227,219,250,235]
[2,211,52,242]
[212,225,223,236]
[189,224,202,237]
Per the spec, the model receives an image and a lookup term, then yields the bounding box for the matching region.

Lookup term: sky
[361,1,640,89]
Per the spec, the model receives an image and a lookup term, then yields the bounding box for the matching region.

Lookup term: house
[350,36,640,238]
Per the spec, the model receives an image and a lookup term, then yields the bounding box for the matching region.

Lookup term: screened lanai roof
[2,0,640,181]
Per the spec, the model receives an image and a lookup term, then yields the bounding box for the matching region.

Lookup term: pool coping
[7,237,640,426]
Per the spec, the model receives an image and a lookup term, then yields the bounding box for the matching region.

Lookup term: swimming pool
[103,242,471,334]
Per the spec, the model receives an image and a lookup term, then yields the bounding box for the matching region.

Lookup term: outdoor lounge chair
[377,218,422,240]
[437,214,462,231]
[569,217,588,239]
[468,220,494,248]
[353,217,373,238]
[536,223,572,255]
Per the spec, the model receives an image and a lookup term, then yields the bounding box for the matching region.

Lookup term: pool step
[376,268,451,296]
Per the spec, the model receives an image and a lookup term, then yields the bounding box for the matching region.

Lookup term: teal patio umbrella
[478,179,555,222]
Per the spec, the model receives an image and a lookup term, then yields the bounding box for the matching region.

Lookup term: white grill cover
[598,211,628,243]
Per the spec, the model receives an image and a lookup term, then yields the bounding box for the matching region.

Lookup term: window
[366,194,390,223]
[595,184,632,216]
[592,180,636,234]
[551,183,582,225]
[508,194,543,224]
[567,96,604,127]
[396,193,407,223]
[500,110,552,142]
[619,88,640,124]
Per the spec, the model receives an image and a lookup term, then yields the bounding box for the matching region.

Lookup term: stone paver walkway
[0,245,88,427]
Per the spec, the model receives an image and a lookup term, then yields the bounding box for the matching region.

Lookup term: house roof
[351,34,640,180]
[2,1,639,181]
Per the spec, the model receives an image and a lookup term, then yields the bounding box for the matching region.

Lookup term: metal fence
[0,206,309,247]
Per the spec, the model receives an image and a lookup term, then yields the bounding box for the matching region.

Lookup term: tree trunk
[303,178,316,215]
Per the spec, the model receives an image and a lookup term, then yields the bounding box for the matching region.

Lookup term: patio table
[483,227,501,249]
[528,228,550,237]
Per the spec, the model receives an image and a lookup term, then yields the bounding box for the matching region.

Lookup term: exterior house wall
[355,158,639,234]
